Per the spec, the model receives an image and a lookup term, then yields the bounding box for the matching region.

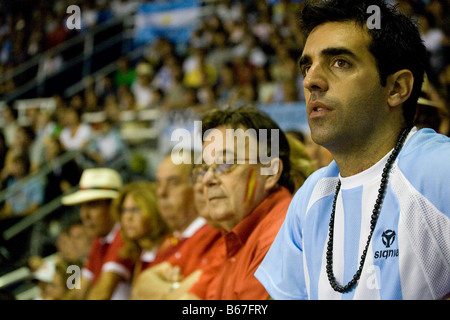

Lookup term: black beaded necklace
[326,127,411,293]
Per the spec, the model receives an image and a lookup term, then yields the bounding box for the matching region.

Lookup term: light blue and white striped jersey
[255,128,450,300]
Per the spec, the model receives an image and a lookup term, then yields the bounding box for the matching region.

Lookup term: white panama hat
[61,168,123,206]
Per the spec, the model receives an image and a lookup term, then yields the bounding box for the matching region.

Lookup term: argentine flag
[134,0,201,45]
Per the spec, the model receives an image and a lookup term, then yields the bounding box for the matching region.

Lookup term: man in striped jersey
[255,0,450,300]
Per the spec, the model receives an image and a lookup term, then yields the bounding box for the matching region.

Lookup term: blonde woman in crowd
[111,181,170,295]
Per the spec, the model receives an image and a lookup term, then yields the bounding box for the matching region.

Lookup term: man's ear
[387,69,414,108]
[262,158,283,192]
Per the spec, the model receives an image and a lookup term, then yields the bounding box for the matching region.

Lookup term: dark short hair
[14,153,30,173]
[299,0,428,127]
[201,105,294,193]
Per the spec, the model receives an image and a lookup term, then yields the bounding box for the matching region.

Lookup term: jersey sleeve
[254,190,309,300]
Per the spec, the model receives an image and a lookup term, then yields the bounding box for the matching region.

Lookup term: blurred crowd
[0,0,324,223]
[0,0,449,300]
[25,105,318,301]
[0,0,141,95]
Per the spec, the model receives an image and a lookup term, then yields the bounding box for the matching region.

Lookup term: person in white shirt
[256,0,450,300]
[59,107,92,152]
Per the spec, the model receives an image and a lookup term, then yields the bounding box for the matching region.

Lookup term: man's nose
[157,183,168,198]
[202,166,218,187]
[303,63,328,93]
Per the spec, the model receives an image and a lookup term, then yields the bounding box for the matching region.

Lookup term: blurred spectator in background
[31,257,72,300]
[197,85,217,112]
[68,219,93,265]
[215,63,235,107]
[83,87,99,113]
[53,230,73,265]
[45,259,71,300]
[418,13,445,76]
[44,11,69,49]
[0,64,15,95]
[131,61,157,109]
[26,27,44,58]
[68,94,84,114]
[273,78,300,103]
[61,168,134,300]
[28,216,93,297]
[162,68,188,110]
[183,47,218,89]
[46,218,92,272]
[0,32,12,66]
[37,52,63,80]
[44,137,82,204]
[117,85,139,111]
[13,126,36,159]
[59,107,92,152]
[414,75,449,133]
[103,94,121,123]
[426,0,448,29]
[147,159,226,300]
[206,29,233,70]
[84,118,127,166]
[228,81,257,108]
[162,161,225,300]
[254,65,276,104]
[0,154,44,219]
[153,152,199,260]
[111,0,142,19]
[30,258,56,300]
[96,76,116,105]
[80,0,98,30]
[1,105,18,148]
[114,56,136,89]
[131,151,210,299]
[152,54,180,93]
[231,55,254,87]
[269,46,299,84]
[216,1,243,24]
[30,110,61,172]
[112,182,170,291]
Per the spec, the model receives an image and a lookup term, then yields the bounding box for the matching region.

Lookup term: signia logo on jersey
[381,230,396,248]
[374,229,399,259]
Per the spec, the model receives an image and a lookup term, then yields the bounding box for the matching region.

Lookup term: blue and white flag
[134,0,201,45]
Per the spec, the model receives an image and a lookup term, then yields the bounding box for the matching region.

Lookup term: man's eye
[216,163,232,173]
[301,65,311,76]
[332,59,350,69]
[167,179,180,187]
